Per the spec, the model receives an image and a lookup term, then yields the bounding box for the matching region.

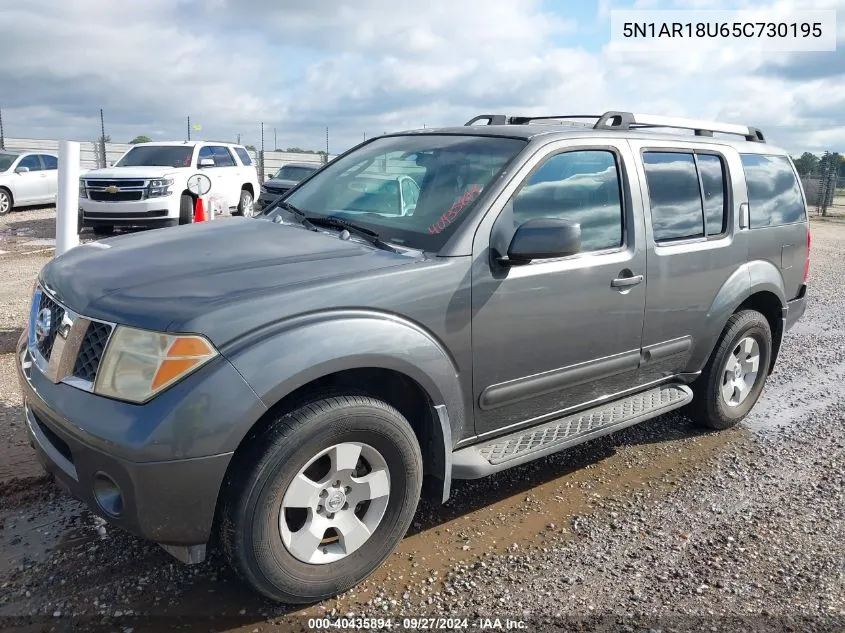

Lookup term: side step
[452,384,693,479]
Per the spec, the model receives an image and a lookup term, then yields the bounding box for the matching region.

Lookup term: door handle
[611,274,644,288]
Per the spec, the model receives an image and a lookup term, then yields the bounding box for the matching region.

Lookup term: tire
[0,188,12,215]
[77,209,85,235]
[688,309,772,430]
[237,188,255,217]
[92,225,113,236]
[179,193,195,225]
[220,395,423,603]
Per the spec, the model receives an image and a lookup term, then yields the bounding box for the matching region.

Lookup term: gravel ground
[0,217,843,632]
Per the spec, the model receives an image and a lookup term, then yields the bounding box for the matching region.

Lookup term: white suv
[79,141,260,234]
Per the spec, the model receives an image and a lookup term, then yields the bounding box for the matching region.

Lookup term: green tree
[792,152,820,176]
[128,135,152,144]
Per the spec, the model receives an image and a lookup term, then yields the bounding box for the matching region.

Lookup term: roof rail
[594,111,766,142]
[463,110,766,142]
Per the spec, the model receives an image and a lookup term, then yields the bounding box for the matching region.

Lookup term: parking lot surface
[1,208,843,632]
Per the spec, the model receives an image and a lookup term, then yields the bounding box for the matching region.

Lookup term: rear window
[740,154,806,227]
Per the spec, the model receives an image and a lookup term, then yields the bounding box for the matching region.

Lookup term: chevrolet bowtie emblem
[105,185,120,193]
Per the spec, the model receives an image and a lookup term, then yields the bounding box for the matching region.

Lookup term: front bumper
[79,195,181,225]
[14,329,265,549]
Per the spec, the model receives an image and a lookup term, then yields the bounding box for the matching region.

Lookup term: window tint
[740,154,806,227]
[210,146,235,167]
[117,146,193,167]
[18,155,42,171]
[511,150,623,252]
[642,152,704,242]
[697,154,727,236]
[40,155,58,170]
[234,147,252,166]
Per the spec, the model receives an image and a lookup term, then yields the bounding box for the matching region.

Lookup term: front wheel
[220,395,423,603]
[0,188,12,215]
[688,309,772,430]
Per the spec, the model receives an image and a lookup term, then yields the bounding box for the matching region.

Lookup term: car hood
[82,166,184,180]
[40,219,422,337]
[263,178,300,188]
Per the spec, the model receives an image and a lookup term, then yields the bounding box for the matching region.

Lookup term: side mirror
[502,217,581,265]
[198,158,215,168]
[15,166,29,174]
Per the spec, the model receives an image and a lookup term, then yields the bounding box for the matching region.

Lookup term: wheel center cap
[734,364,743,379]
[325,489,346,513]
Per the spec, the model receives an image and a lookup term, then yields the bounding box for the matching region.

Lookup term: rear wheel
[688,310,772,430]
[0,188,12,215]
[237,189,255,217]
[220,395,422,603]
[179,193,194,225]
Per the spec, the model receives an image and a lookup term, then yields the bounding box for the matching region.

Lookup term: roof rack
[463,110,766,143]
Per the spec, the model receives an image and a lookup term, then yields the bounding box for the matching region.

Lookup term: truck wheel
[179,194,194,225]
[688,310,772,430]
[237,189,255,217]
[0,188,12,215]
[220,395,423,603]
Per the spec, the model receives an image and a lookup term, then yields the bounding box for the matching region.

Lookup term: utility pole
[0,107,5,150]
[260,122,265,181]
[99,108,107,167]
[237,133,241,145]
[187,116,191,141]
[325,127,329,156]
[274,127,277,151]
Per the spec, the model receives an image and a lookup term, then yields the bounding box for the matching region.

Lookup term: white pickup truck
[79,141,260,234]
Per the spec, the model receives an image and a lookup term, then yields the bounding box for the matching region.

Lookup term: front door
[470,140,648,439]
[38,154,59,201]
[13,154,48,204]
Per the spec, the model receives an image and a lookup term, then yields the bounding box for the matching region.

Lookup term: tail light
[803,228,811,283]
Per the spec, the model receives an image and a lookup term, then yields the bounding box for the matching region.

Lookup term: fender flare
[222,309,468,502]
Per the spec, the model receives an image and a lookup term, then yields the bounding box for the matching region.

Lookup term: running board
[452,384,693,479]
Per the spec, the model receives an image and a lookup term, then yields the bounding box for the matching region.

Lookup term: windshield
[281,134,526,251]
[273,165,318,181]
[116,145,194,168]
[0,153,18,172]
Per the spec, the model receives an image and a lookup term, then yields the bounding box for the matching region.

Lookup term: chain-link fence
[799,153,845,218]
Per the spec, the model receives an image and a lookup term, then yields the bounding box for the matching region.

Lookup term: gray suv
[16,111,810,604]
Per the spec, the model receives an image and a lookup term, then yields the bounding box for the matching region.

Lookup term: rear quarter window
[234,147,253,166]
[740,154,806,227]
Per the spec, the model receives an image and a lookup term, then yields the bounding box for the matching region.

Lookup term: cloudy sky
[1,0,842,154]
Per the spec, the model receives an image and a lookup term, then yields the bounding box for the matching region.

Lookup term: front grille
[90,191,144,202]
[36,293,65,360]
[72,321,113,382]
[86,180,146,188]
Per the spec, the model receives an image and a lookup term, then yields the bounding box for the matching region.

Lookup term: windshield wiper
[269,199,318,231]
[307,215,401,254]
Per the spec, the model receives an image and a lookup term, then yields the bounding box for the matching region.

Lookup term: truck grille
[264,185,290,195]
[35,292,65,360]
[72,321,113,383]
[90,191,144,202]
[86,180,146,188]
[28,286,116,390]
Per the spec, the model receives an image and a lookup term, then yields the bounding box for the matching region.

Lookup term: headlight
[79,179,88,199]
[147,178,174,198]
[94,326,218,403]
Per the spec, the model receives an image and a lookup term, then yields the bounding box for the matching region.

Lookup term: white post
[56,140,80,256]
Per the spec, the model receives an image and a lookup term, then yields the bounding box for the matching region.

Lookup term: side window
[198,146,214,166]
[697,154,727,236]
[210,146,236,167]
[18,155,42,171]
[740,154,806,227]
[40,155,58,170]
[234,147,252,166]
[511,150,624,253]
[642,152,704,242]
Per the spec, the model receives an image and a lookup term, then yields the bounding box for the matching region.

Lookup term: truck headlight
[94,326,218,403]
[147,178,174,198]
[79,179,88,199]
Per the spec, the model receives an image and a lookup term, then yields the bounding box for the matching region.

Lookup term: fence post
[56,141,80,256]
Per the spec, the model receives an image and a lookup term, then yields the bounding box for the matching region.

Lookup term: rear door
[38,154,59,201]
[210,145,241,207]
[628,139,748,381]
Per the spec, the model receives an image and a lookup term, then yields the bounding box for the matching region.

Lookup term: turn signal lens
[94,326,218,403]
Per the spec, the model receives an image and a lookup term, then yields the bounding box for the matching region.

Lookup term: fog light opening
[92,472,124,517]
